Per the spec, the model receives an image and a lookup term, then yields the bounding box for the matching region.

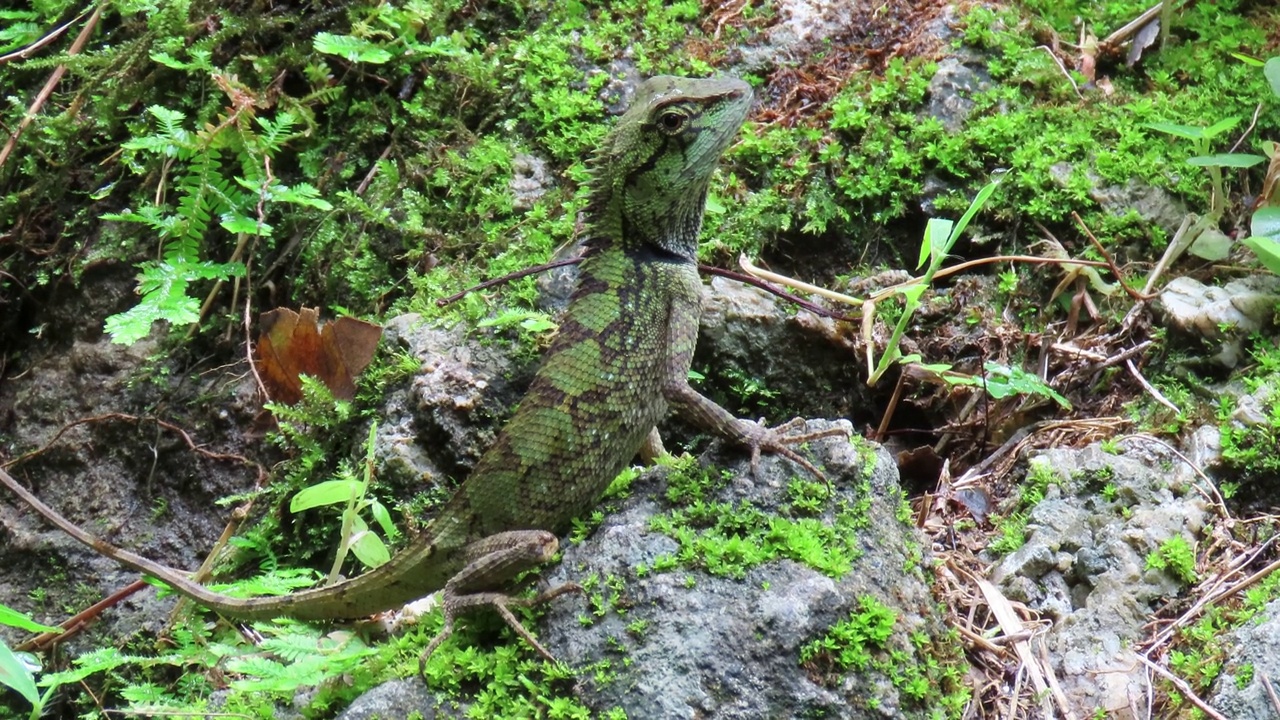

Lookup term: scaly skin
[5,76,846,654]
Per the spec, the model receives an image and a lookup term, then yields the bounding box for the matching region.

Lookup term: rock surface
[1157,275,1280,367]
[1210,598,1280,719]
[348,419,961,719]
[541,420,953,718]
[991,440,1211,716]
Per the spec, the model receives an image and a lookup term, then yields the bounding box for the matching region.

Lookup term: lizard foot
[417,530,583,675]
[418,582,583,675]
[738,417,850,486]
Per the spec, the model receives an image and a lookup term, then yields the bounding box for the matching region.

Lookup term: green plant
[0,603,62,719]
[102,106,332,344]
[800,595,897,673]
[989,513,1030,555]
[1147,536,1198,585]
[928,360,1072,410]
[1239,57,1280,275]
[868,179,1000,384]
[287,422,399,580]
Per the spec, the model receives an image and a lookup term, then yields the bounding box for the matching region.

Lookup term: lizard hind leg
[418,530,582,675]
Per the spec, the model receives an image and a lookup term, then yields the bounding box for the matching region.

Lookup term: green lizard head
[583,75,752,260]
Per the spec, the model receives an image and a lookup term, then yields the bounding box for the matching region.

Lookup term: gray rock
[510,154,552,211]
[335,679,458,720]
[538,419,956,719]
[1157,275,1280,367]
[696,276,866,421]
[926,58,991,132]
[738,0,855,71]
[375,314,533,491]
[991,441,1211,713]
[1210,599,1280,719]
[0,266,262,650]
[1049,163,1189,237]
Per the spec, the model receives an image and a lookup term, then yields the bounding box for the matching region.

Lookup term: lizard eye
[657,110,686,134]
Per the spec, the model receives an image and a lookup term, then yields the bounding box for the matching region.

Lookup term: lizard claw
[739,417,849,486]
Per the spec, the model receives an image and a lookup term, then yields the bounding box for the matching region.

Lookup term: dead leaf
[255,307,382,404]
[1126,18,1159,67]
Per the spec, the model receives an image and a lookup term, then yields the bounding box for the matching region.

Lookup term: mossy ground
[3,0,1280,717]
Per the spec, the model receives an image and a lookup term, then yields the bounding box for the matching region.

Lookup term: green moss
[801,596,970,717]
[647,455,866,579]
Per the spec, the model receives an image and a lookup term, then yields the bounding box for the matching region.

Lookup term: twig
[1,413,261,473]
[1118,434,1229,519]
[0,7,90,64]
[356,144,393,196]
[1099,1,1174,53]
[434,255,862,323]
[15,579,149,653]
[434,257,583,306]
[701,264,858,321]
[1071,211,1153,301]
[1228,102,1264,154]
[739,254,864,306]
[1137,655,1229,720]
[1125,358,1180,415]
[0,3,105,172]
[1262,673,1280,715]
[1035,46,1083,100]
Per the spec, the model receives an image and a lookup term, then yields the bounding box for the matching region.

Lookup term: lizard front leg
[664,380,846,481]
[418,530,581,673]
[661,280,848,482]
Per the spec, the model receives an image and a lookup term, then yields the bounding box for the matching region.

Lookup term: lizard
[0,75,847,663]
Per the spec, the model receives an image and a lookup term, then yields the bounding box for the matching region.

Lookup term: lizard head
[584,75,752,260]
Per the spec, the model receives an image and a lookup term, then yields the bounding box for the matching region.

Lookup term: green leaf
[0,604,60,634]
[983,363,1071,409]
[1265,57,1280,98]
[1186,153,1266,168]
[349,531,390,568]
[520,316,557,333]
[920,218,952,269]
[313,32,392,64]
[948,178,1000,250]
[220,214,273,236]
[1251,206,1280,239]
[273,183,333,211]
[290,480,360,512]
[1145,122,1203,140]
[0,641,39,707]
[1202,116,1242,139]
[1230,53,1266,67]
[1188,227,1233,261]
[1241,235,1280,276]
[367,500,399,539]
[0,21,40,55]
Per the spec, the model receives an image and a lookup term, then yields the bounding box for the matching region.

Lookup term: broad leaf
[349,531,390,568]
[1202,116,1242,139]
[1252,206,1280,239]
[290,480,359,512]
[313,33,392,64]
[1266,57,1280,98]
[1186,153,1266,168]
[0,604,60,634]
[1145,122,1203,140]
[0,641,39,707]
[1242,235,1280,276]
[367,499,399,539]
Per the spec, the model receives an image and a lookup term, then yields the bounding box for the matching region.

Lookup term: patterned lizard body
[7,76,845,656]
